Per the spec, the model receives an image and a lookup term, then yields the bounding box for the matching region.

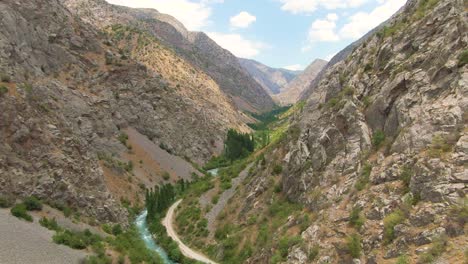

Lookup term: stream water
[135,210,174,264]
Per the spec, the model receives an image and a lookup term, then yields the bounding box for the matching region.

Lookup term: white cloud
[307,13,340,42]
[325,51,338,60]
[230,11,256,28]
[106,0,217,30]
[283,64,303,71]
[339,0,407,39]
[279,0,369,14]
[206,32,266,58]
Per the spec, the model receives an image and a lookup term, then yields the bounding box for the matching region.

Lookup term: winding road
[162,200,218,264]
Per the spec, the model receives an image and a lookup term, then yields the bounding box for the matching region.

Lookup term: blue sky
[106,0,407,70]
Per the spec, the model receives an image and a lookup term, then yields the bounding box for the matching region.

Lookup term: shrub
[308,244,320,261]
[327,97,340,108]
[272,164,283,174]
[162,171,170,181]
[458,50,468,67]
[53,229,102,250]
[349,206,365,229]
[117,133,128,145]
[355,163,372,191]
[11,204,33,222]
[400,165,413,193]
[448,198,468,225]
[343,86,355,96]
[0,85,8,96]
[428,134,451,157]
[347,233,362,258]
[0,196,14,208]
[278,236,302,258]
[396,254,410,264]
[0,73,10,82]
[362,96,371,108]
[418,235,448,263]
[372,130,386,148]
[39,217,61,231]
[23,196,42,211]
[364,63,373,72]
[211,195,219,204]
[383,209,406,244]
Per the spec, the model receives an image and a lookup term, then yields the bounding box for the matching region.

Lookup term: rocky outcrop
[0,0,250,222]
[238,58,299,95]
[61,0,275,112]
[276,59,327,105]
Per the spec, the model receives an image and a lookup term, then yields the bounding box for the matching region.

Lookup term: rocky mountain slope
[61,0,275,113]
[238,58,300,95]
[276,59,327,105]
[0,0,251,223]
[207,0,468,263]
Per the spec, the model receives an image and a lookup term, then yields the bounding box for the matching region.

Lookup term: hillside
[238,58,300,95]
[61,0,275,113]
[182,0,468,263]
[0,0,250,222]
[276,59,327,105]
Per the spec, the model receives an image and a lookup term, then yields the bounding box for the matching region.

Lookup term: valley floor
[0,209,87,264]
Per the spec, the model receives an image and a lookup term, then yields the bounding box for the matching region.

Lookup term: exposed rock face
[280,0,467,261]
[238,58,299,95]
[276,59,327,105]
[0,0,250,222]
[61,0,275,112]
[214,0,467,262]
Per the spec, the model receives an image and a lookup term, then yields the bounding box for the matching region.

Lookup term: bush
[400,165,413,193]
[349,206,365,229]
[272,164,283,174]
[428,134,451,157]
[0,85,8,96]
[11,204,33,222]
[418,235,447,263]
[40,217,61,231]
[383,209,406,244]
[23,196,42,211]
[0,73,10,82]
[117,133,128,145]
[53,229,102,250]
[396,254,410,264]
[448,198,468,225]
[162,171,170,181]
[0,196,14,208]
[458,50,468,67]
[347,233,362,258]
[372,130,386,148]
[355,163,372,191]
[309,244,320,261]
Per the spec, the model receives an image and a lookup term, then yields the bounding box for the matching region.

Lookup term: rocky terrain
[0,0,251,222]
[276,59,327,105]
[61,0,275,113]
[239,58,300,95]
[201,0,467,263]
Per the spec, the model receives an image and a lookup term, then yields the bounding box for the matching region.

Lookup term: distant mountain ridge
[62,0,275,112]
[275,59,327,105]
[238,58,300,95]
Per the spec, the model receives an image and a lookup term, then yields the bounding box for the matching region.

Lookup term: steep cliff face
[0,0,249,222]
[238,58,299,95]
[276,59,327,105]
[61,0,275,112]
[211,0,467,262]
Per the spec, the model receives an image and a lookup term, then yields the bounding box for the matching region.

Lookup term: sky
[106,0,407,70]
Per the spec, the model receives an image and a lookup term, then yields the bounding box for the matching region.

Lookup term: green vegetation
[53,229,102,250]
[419,235,448,263]
[224,129,254,160]
[383,209,406,244]
[97,152,133,172]
[346,233,362,258]
[372,130,386,148]
[355,163,372,191]
[458,50,468,67]
[0,85,8,96]
[415,0,439,20]
[272,164,283,174]
[39,217,61,231]
[102,223,123,236]
[349,206,365,230]
[146,184,176,222]
[11,204,33,222]
[396,254,410,264]
[162,171,171,181]
[117,132,128,145]
[247,106,291,130]
[111,226,163,263]
[448,198,468,225]
[0,73,10,82]
[271,235,303,263]
[0,195,14,208]
[428,134,452,158]
[23,196,42,211]
[400,165,413,194]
